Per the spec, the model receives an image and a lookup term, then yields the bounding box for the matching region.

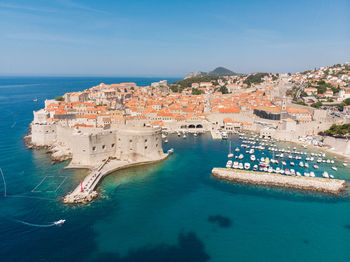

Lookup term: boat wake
[14,219,65,227]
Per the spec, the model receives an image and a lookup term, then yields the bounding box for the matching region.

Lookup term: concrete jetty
[64,155,168,204]
[212,168,346,194]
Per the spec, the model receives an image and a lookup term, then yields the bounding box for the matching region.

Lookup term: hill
[208,67,237,76]
[184,66,238,79]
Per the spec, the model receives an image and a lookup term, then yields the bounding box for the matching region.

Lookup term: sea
[0,76,350,262]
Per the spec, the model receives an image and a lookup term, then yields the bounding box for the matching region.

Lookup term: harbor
[212,168,346,194]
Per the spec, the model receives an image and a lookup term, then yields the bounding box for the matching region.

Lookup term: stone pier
[212,168,346,194]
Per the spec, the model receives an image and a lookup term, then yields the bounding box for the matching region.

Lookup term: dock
[64,155,168,204]
[212,168,346,194]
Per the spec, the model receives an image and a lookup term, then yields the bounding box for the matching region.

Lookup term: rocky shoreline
[24,128,72,164]
[212,168,347,195]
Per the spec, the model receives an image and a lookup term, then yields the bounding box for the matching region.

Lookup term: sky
[0,0,349,77]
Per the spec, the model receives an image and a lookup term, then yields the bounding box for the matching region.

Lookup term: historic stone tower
[280,95,289,119]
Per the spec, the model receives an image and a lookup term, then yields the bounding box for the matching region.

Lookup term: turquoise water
[1,77,350,261]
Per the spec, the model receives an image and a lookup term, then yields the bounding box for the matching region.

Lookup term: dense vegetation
[243,73,269,87]
[323,124,350,136]
[191,88,204,95]
[311,101,323,108]
[55,96,64,101]
[171,75,219,88]
[219,86,228,94]
[208,67,237,76]
[312,80,340,94]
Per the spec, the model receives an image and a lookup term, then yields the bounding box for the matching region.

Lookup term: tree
[55,96,64,101]
[311,101,322,108]
[219,86,229,94]
[344,98,350,105]
[191,88,204,95]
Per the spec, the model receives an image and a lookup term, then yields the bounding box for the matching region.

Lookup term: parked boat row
[226,159,335,179]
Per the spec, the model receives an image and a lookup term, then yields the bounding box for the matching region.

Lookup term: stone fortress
[28,96,169,204]
[30,108,166,168]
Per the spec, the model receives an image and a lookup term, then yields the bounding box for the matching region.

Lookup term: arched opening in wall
[145,139,147,143]
[111,143,115,148]
[196,124,203,128]
[268,136,271,139]
[102,145,106,150]
[92,146,96,151]
[145,146,148,149]
[188,124,195,128]
[262,135,265,139]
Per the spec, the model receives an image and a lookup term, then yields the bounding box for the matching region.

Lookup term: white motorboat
[244,163,251,170]
[268,167,273,173]
[285,169,291,176]
[330,175,334,179]
[226,160,233,168]
[290,161,295,166]
[164,139,168,143]
[322,171,329,178]
[332,166,337,171]
[54,219,65,225]
[228,141,234,158]
[299,161,304,167]
[235,147,240,152]
[221,132,228,140]
[238,163,244,169]
[250,155,256,161]
[233,161,239,169]
[317,158,322,163]
[239,154,244,160]
[183,134,186,139]
[296,171,302,176]
[253,165,258,171]
[310,171,315,177]
[290,169,295,176]
[282,161,286,166]
[304,172,310,177]
[305,163,309,168]
[167,148,174,154]
[313,164,319,169]
[343,162,348,166]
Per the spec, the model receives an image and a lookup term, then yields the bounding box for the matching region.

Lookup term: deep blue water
[1,77,350,262]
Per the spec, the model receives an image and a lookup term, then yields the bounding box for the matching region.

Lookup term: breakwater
[64,155,169,204]
[212,168,346,194]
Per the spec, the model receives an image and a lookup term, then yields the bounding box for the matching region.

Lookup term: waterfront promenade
[212,168,346,194]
